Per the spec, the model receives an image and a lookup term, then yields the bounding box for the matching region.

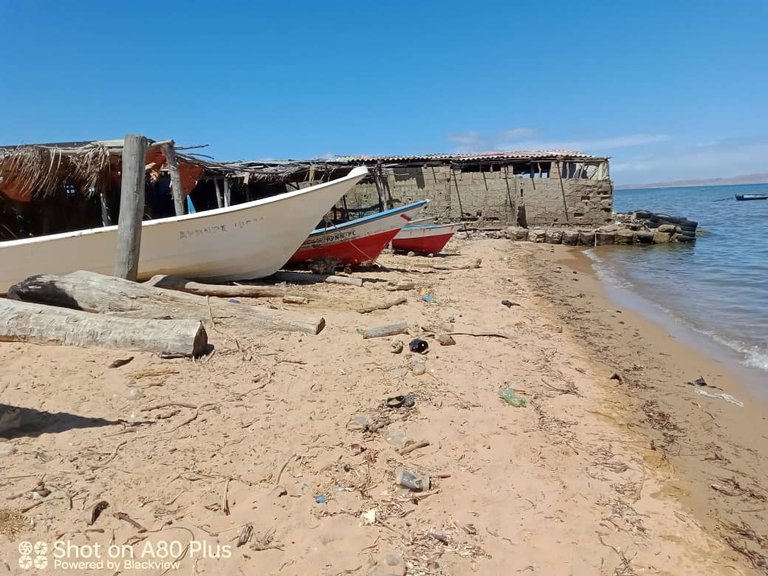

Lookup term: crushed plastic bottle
[395,467,431,491]
[499,387,526,407]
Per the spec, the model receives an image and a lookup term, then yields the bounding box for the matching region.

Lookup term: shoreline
[584,247,768,397]
[528,243,768,572]
[0,237,765,575]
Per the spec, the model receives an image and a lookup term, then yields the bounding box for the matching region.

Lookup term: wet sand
[530,242,768,574]
[0,237,765,575]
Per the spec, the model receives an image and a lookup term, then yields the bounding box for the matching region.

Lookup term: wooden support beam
[223,179,231,207]
[451,168,465,219]
[99,191,112,226]
[214,179,224,209]
[555,161,570,223]
[162,141,186,216]
[114,134,149,281]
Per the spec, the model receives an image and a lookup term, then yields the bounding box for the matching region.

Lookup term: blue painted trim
[402,222,464,230]
[310,200,428,236]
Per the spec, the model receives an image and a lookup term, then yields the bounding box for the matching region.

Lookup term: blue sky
[1,0,766,184]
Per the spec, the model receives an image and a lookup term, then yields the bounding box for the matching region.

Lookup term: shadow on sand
[0,404,120,439]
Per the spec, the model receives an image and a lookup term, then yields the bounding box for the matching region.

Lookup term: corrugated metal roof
[328,150,604,163]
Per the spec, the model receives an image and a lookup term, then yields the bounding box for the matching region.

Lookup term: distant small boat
[289,200,428,266]
[735,193,768,201]
[392,222,464,255]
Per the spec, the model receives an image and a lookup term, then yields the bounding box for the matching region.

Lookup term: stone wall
[340,164,613,227]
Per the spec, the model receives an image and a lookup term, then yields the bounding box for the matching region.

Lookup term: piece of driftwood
[448,331,514,340]
[407,258,482,271]
[358,296,407,314]
[145,275,288,298]
[362,322,409,339]
[269,271,363,287]
[0,299,207,356]
[399,440,430,456]
[9,271,325,335]
[282,295,309,305]
[386,281,415,291]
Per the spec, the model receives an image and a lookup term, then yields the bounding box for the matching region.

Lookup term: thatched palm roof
[0,142,112,202]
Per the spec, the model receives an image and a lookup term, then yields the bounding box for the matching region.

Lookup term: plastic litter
[384,429,409,448]
[395,467,431,491]
[361,509,377,525]
[315,495,327,504]
[499,387,527,407]
[386,394,415,409]
[695,388,744,407]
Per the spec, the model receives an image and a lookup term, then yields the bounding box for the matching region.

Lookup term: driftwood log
[145,275,289,298]
[0,298,207,356]
[362,322,409,339]
[9,271,325,335]
[269,271,363,287]
[357,296,407,314]
[406,257,482,271]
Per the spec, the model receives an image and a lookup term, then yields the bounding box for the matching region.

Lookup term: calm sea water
[588,183,768,377]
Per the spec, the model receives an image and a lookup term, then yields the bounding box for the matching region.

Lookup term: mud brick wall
[341,165,613,227]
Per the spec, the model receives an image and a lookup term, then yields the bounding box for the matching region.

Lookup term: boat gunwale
[399,222,464,232]
[309,200,429,236]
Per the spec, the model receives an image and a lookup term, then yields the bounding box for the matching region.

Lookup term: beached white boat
[0,166,369,293]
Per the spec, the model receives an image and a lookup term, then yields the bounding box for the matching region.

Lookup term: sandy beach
[1,237,766,576]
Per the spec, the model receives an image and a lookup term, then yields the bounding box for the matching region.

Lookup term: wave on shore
[586,248,768,380]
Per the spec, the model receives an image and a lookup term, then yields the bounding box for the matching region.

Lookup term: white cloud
[445,128,537,153]
[499,127,537,140]
[445,129,668,155]
[446,131,486,153]
[498,133,670,153]
[611,139,768,184]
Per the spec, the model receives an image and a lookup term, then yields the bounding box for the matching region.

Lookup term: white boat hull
[0,167,369,293]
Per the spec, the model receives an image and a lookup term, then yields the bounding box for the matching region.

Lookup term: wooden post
[451,168,465,219]
[503,165,514,222]
[214,179,224,208]
[382,171,393,210]
[114,134,149,281]
[373,165,386,212]
[556,161,570,223]
[99,191,112,226]
[223,178,231,207]
[162,141,185,216]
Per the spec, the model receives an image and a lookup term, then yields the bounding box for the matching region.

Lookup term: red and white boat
[391,221,463,255]
[288,200,428,266]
